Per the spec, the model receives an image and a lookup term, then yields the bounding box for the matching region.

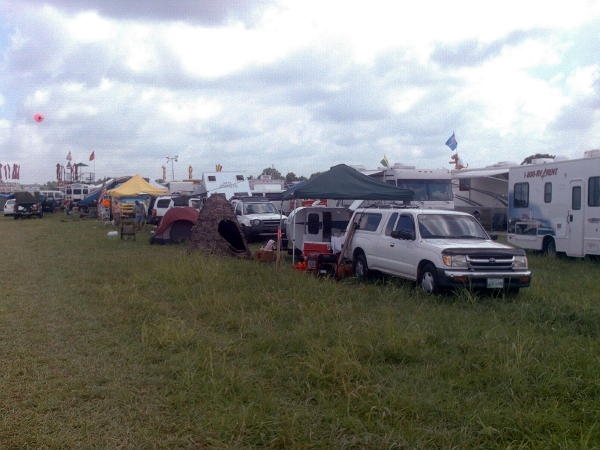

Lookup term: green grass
[1,213,600,448]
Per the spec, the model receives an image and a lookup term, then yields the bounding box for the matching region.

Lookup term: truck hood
[422,239,524,254]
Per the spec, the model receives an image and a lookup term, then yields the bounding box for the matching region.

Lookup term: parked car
[347,207,531,294]
[13,191,43,219]
[3,198,16,216]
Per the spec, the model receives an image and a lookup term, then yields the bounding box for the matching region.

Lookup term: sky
[1,0,600,184]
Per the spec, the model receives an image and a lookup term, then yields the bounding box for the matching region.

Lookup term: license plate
[487,278,504,289]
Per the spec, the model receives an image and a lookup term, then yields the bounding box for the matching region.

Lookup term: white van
[40,190,65,207]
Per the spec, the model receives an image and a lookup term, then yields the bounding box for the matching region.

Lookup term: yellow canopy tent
[106,175,168,197]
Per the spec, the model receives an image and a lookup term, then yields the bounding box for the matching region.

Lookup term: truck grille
[466,254,515,271]
[261,219,281,232]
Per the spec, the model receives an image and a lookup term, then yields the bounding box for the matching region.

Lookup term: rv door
[567,180,584,257]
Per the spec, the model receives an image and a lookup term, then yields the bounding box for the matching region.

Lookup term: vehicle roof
[354,207,472,216]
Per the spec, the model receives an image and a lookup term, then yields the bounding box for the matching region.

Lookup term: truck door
[567,180,584,257]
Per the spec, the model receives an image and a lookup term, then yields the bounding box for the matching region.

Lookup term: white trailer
[506,151,600,257]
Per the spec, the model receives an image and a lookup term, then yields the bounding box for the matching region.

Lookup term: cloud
[6,0,271,26]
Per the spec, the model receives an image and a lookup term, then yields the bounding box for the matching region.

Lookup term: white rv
[451,162,516,231]
[506,151,600,257]
[198,171,252,200]
[362,164,454,210]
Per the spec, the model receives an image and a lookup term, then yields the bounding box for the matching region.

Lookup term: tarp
[106,174,168,197]
[281,164,413,200]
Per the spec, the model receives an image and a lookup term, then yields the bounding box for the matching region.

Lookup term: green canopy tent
[281,164,414,268]
[281,164,413,201]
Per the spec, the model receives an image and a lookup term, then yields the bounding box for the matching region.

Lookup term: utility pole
[165,155,178,181]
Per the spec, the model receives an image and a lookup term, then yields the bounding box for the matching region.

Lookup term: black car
[13,191,43,219]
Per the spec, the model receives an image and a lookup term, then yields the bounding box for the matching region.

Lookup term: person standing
[134,200,146,231]
[112,198,121,226]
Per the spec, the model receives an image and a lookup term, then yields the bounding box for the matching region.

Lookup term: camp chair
[120,217,136,240]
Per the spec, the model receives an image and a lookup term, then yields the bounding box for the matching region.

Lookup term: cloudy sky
[1,0,600,184]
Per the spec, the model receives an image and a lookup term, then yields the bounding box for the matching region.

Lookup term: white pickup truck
[347,207,531,294]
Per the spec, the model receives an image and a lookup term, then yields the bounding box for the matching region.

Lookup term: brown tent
[188,194,252,258]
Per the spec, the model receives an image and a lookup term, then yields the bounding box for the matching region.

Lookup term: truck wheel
[353,253,370,279]
[419,263,439,294]
[543,238,556,257]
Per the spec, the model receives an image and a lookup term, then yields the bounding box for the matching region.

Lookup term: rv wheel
[543,238,556,257]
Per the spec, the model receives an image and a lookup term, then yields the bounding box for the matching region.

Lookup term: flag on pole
[89,151,95,161]
[445,132,458,151]
[66,151,72,161]
[380,156,389,167]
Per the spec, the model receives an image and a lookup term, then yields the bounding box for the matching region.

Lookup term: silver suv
[347,208,531,294]
[232,197,287,241]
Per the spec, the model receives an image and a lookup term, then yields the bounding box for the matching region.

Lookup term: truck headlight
[251,219,261,226]
[512,255,528,269]
[442,254,468,268]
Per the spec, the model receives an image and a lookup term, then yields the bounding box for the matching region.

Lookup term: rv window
[589,177,600,207]
[236,175,244,181]
[544,182,552,203]
[459,178,471,191]
[208,176,216,181]
[572,186,581,210]
[513,182,529,208]
[307,213,320,234]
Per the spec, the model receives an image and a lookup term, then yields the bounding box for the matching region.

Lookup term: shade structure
[281,164,413,201]
[106,175,168,197]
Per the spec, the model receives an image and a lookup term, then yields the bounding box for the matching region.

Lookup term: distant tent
[106,174,168,197]
[188,194,252,258]
[281,164,413,201]
[151,207,199,245]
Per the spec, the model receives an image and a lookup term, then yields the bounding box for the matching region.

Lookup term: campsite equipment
[150,207,199,244]
[120,218,136,240]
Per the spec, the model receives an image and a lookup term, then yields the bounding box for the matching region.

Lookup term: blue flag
[445,132,457,151]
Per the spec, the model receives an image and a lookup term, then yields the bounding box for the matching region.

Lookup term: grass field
[1,213,599,448]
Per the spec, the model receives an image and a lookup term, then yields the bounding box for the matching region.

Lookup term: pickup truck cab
[348,208,531,294]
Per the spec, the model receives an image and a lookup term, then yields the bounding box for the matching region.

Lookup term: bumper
[245,224,279,237]
[438,269,532,290]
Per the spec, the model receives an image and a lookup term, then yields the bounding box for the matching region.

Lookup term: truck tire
[419,263,439,294]
[353,253,370,279]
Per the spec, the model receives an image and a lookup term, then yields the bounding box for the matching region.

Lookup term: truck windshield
[245,203,278,214]
[418,214,488,239]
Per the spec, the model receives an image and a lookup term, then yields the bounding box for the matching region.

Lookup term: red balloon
[34,113,44,123]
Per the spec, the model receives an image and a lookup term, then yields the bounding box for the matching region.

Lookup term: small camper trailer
[285,206,353,256]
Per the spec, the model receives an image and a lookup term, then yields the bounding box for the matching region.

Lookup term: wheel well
[353,248,365,260]
[417,260,435,277]
[542,236,554,247]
